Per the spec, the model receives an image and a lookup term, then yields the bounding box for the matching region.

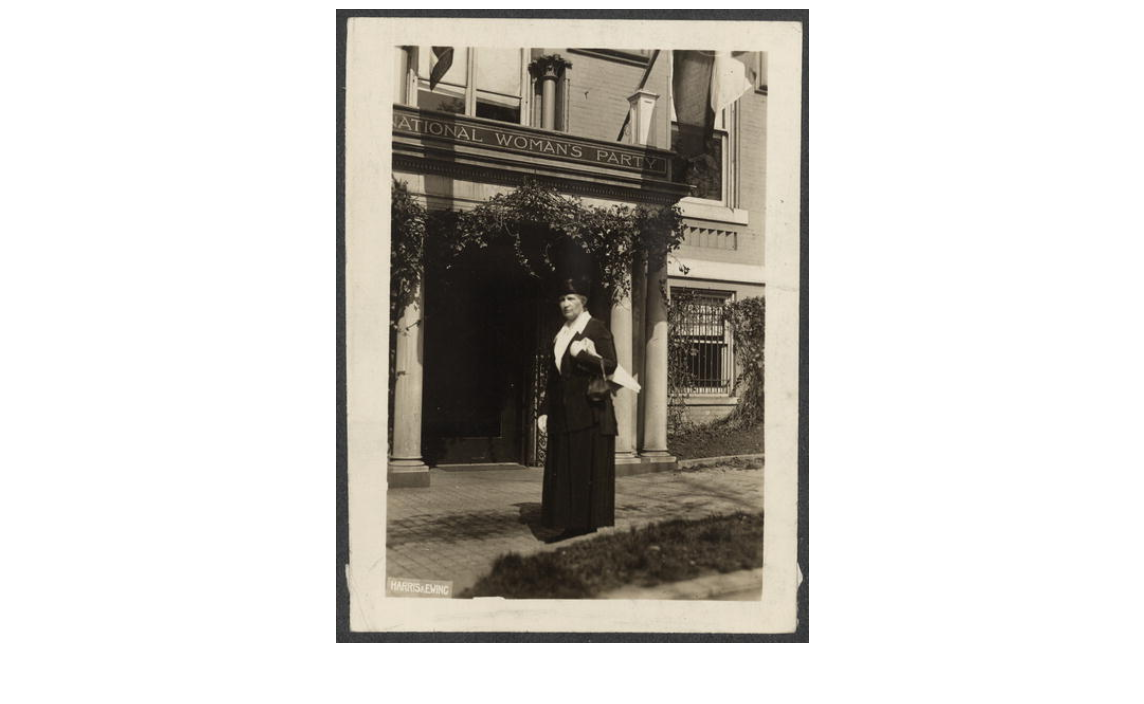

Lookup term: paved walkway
[386,462,764,596]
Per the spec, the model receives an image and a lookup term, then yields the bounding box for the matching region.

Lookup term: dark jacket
[541,317,618,435]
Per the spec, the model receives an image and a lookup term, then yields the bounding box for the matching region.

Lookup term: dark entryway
[422,241,554,466]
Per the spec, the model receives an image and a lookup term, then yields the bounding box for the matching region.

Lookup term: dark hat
[557,275,591,297]
[553,237,593,297]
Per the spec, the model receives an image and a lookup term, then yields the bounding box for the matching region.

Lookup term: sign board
[393,105,671,178]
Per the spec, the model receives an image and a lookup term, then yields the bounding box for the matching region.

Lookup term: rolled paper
[607,364,641,393]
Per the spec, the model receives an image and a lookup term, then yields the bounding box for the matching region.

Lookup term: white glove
[569,339,597,357]
[537,414,547,433]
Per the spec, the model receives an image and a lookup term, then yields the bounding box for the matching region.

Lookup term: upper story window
[474,48,523,123]
[671,107,730,205]
[668,50,759,224]
[416,46,467,114]
[410,47,529,126]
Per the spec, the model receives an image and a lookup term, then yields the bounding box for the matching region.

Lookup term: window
[474,48,523,123]
[671,106,731,206]
[415,46,468,114]
[411,47,528,125]
[667,52,754,224]
[670,289,735,395]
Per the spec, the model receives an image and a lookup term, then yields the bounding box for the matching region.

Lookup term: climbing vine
[723,296,765,427]
[391,177,765,456]
[390,177,685,320]
[390,178,427,326]
[666,291,703,434]
[666,295,766,434]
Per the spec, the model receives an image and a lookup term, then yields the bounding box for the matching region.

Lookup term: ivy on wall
[666,295,766,434]
[390,179,427,328]
[389,177,686,326]
[666,292,702,434]
[723,296,765,427]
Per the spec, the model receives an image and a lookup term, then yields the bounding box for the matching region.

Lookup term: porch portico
[389,101,689,487]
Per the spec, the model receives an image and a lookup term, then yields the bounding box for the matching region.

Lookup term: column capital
[528,53,573,80]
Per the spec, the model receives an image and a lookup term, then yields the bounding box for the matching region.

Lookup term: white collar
[554,310,591,371]
[564,310,591,335]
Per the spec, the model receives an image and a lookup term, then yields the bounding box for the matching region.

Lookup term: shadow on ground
[514,501,564,541]
[387,509,523,547]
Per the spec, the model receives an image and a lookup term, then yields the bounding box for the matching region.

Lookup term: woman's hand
[569,338,597,357]
[537,414,547,434]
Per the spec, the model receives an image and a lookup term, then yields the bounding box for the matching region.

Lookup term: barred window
[671,288,734,395]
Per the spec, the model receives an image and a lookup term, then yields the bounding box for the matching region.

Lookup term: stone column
[529,54,572,131]
[641,249,674,463]
[388,282,429,487]
[610,281,639,463]
[540,73,557,130]
[628,89,665,468]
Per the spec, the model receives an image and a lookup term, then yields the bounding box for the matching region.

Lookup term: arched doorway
[421,238,547,466]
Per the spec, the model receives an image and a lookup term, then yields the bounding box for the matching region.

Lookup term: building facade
[389,47,767,487]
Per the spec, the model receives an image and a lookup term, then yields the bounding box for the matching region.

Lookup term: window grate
[671,290,734,395]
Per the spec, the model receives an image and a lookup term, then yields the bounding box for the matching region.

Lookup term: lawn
[668,419,764,460]
[459,511,764,599]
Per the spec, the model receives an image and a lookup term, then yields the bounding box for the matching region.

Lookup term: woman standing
[537,277,618,542]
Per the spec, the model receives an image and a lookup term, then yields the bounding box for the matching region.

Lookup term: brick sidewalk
[386,463,764,595]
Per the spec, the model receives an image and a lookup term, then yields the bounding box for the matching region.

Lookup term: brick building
[389,47,767,487]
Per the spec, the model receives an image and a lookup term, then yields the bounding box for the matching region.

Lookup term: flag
[711,51,756,116]
[672,50,757,158]
[671,50,715,159]
[429,46,454,91]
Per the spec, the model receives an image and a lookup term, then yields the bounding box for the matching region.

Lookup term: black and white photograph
[342,15,805,634]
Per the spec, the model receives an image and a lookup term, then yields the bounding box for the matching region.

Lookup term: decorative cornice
[388,132,681,192]
[393,138,679,189]
[393,149,687,207]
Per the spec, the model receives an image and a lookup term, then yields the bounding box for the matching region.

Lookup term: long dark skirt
[541,425,616,531]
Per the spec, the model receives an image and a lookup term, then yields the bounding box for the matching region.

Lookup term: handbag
[587,354,610,402]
